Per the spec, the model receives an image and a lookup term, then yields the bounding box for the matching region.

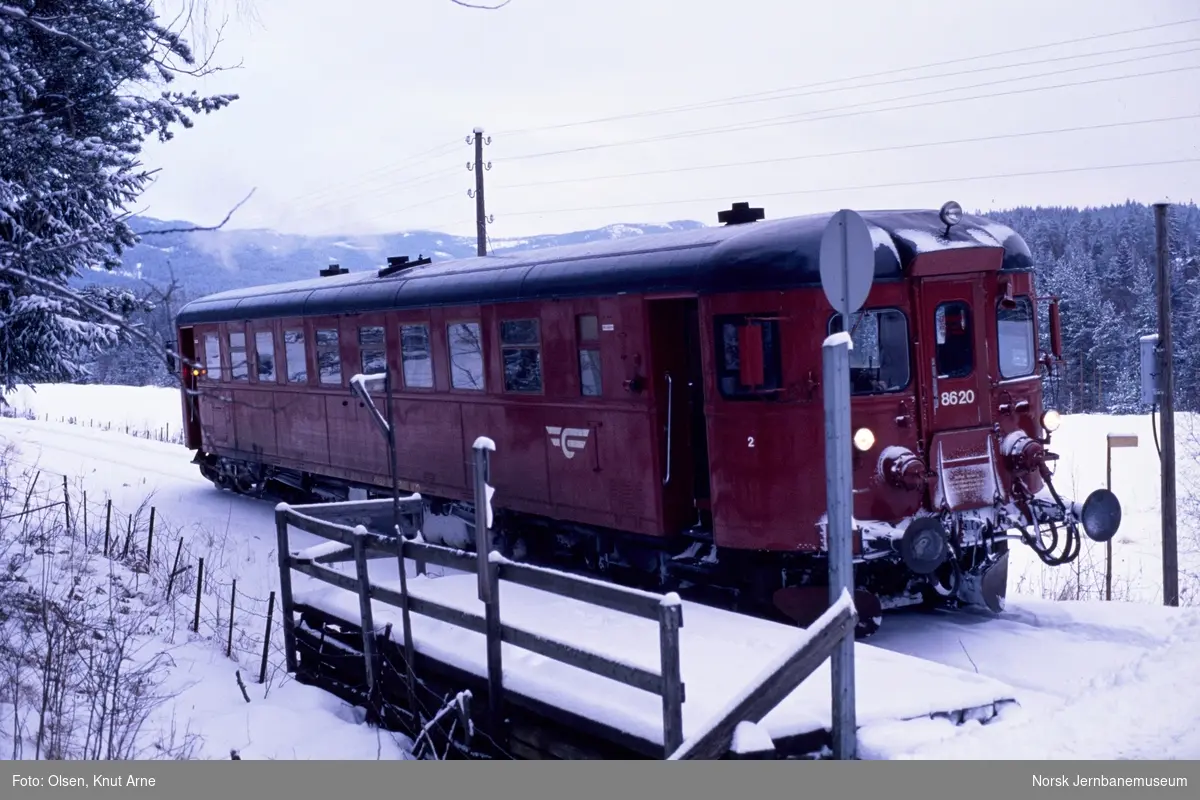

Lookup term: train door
[648,298,713,535]
[178,326,202,448]
[914,275,998,511]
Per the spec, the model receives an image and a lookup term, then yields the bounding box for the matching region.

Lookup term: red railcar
[174,201,1121,634]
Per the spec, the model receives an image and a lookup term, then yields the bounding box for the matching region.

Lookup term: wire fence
[0,450,499,759]
[0,453,292,698]
[0,405,185,446]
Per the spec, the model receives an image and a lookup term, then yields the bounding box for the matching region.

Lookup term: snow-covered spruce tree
[0,1,236,400]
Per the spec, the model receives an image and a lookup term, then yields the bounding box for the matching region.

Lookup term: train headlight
[939,201,963,228]
[1041,409,1061,433]
[853,427,875,451]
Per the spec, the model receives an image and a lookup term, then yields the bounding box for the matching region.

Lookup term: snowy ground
[1,383,1198,760]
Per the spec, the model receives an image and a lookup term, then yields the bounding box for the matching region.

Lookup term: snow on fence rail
[274,493,689,758]
[272,439,865,760]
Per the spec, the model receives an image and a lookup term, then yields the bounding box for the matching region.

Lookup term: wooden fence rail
[667,590,858,760]
[274,441,687,758]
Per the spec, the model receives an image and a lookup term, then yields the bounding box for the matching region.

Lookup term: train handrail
[663,371,673,487]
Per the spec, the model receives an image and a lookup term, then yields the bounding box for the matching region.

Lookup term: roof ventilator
[718,201,765,226]
[319,263,348,277]
[378,253,432,278]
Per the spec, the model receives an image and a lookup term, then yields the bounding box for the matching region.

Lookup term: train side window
[713,314,782,400]
[359,325,386,375]
[934,301,973,378]
[284,329,307,383]
[316,328,341,385]
[203,333,222,380]
[448,322,484,390]
[577,314,602,397]
[501,319,542,393]
[828,309,911,394]
[997,296,1035,379]
[228,331,248,381]
[255,331,276,382]
[400,323,433,388]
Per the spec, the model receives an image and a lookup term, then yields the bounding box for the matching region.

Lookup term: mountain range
[81,217,710,303]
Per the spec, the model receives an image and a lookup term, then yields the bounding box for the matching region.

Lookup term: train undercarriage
[195,451,1121,639]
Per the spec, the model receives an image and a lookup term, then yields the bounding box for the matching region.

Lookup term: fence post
[822,333,858,760]
[260,591,276,684]
[121,514,133,559]
[658,594,684,758]
[394,535,417,714]
[472,437,504,728]
[166,537,184,601]
[193,557,204,633]
[82,491,87,550]
[62,476,70,532]
[146,507,156,563]
[352,526,380,720]
[104,499,112,555]
[227,579,237,658]
[274,506,298,673]
[485,560,503,730]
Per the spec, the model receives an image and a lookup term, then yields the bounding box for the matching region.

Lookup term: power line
[345,191,465,231]
[501,58,1200,161]
[267,22,1200,233]
[276,138,464,212]
[492,16,1200,136]
[492,113,1200,190]
[499,157,1200,218]
[661,36,1200,117]
[284,164,463,217]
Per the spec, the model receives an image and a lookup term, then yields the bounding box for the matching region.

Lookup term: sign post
[818,208,875,761]
[1105,433,1138,601]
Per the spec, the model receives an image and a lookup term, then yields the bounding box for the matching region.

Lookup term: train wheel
[772,586,883,638]
[853,590,883,639]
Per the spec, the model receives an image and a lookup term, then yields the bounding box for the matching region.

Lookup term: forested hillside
[81,202,1200,415]
[988,202,1200,414]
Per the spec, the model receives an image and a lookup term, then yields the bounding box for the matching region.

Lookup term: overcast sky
[135,0,1200,240]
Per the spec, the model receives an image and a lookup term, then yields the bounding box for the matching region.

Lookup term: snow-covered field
[1,383,1198,760]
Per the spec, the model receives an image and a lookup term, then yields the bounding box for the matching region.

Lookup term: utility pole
[467,128,492,257]
[1154,202,1178,607]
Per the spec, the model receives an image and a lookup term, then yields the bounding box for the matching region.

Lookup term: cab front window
[828,309,911,395]
[997,295,1036,378]
[934,301,973,379]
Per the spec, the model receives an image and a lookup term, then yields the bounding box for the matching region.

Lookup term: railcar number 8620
[940,389,975,406]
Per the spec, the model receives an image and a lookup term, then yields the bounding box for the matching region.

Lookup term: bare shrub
[0,447,196,759]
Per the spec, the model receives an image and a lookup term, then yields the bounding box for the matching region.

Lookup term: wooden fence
[272,437,863,760]
[274,488,687,757]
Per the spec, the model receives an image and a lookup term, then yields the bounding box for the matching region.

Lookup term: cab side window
[203,333,222,380]
[713,314,782,400]
[828,309,911,394]
[935,301,973,378]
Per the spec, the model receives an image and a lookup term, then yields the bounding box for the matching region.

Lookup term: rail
[273,440,686,758]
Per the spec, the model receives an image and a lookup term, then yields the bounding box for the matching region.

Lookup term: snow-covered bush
[1,1,237,398]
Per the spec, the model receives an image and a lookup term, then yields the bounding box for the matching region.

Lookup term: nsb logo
[545,426,590,459]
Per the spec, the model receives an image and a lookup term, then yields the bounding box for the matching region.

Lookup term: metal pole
[386,369,399,535]
[823,332,856,760]
[1154,202,1178,607]
[1105,441,1112,602]
[473,440,493,604]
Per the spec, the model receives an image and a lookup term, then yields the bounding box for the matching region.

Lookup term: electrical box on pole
[1139,333,1162,408]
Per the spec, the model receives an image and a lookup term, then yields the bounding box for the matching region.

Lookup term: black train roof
[175,208,1033,326]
